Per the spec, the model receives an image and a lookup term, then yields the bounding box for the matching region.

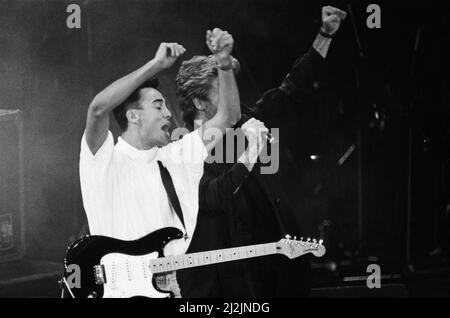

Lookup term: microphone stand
[404,26,422,277]
[346,2,366,261]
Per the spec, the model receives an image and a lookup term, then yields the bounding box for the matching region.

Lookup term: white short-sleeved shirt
[79,130,207,255]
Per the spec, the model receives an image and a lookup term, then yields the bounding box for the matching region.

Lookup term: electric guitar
[62,227,325,298]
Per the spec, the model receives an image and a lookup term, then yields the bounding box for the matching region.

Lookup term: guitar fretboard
[150,242,277,274]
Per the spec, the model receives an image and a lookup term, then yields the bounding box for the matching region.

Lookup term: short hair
[112,77,160,132]
[176,56,218,131]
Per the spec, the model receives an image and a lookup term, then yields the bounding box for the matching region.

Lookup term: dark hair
[112,77,160,132]
[176,56,218,131]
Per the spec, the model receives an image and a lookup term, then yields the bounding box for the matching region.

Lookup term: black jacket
[177,47,324,297]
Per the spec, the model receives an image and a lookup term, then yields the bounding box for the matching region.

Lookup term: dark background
[0,0,449,277]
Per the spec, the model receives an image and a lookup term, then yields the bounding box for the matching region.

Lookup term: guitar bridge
[93,264,106,285]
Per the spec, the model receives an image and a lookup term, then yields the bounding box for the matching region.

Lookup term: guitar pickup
[93,264,106,285]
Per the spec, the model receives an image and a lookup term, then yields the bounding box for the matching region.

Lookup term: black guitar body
[63,227,184,298]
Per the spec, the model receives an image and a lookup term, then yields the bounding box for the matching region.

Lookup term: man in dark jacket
[176,6,347,297]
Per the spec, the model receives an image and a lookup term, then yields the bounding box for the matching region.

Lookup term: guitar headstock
[276,235,326,259]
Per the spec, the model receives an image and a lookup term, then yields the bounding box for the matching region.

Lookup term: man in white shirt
[79,28,240,297]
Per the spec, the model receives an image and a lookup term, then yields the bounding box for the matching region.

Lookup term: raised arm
[284,6,347,95]
[199,117,269,213]
[283,6,347,91]
[313,6,347,58]
[85,42,186,154]
[198,28,241,153]
[254,6,346,122]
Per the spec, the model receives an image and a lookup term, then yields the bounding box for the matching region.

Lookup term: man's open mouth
[161,122,171,133]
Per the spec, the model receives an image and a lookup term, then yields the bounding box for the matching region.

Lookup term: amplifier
[0,109,25,262]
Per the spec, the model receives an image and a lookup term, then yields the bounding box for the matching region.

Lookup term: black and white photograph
[0,0,449,302]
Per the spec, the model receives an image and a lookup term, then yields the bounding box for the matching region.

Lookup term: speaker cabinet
[0,109,25,262]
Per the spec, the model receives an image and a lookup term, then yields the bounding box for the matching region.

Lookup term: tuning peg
[307,237,311,242]
[293,236,297,240]
[313,239,317,243]
[300,237,304,241]
[285,234,292,240]
[319,239,323,244]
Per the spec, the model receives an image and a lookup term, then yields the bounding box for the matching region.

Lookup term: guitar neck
[150,242,277,274]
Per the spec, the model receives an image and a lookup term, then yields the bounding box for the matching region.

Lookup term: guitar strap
[157,160,188,240]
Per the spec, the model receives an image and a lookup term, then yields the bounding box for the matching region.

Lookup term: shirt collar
[115,136,158,163]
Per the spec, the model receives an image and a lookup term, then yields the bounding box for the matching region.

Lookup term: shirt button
[274,197,281,204]
[244,174,248,179]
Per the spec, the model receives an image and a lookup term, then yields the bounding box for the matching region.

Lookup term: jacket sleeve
[199,162,250,215]
[253,46,325,122]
